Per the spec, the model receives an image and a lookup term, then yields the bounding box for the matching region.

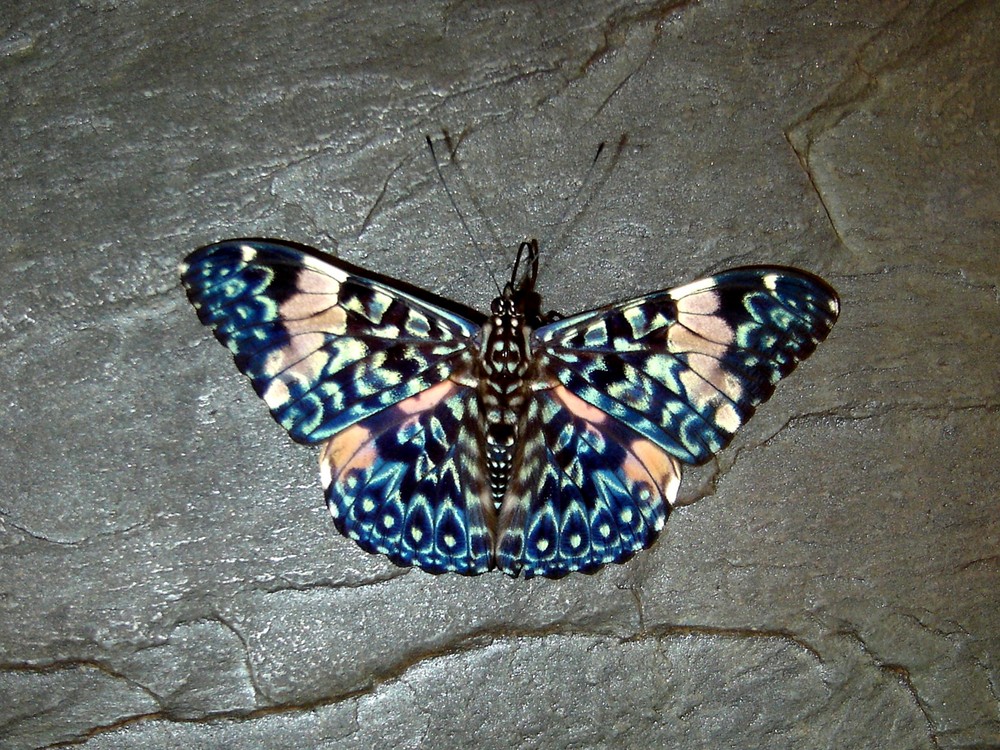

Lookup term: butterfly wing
[495,383,681,578]
[497,266,839,578]
[534,266,839,464]
[181,240,482,444]
[321,380,494,574]
[181,239,494,573]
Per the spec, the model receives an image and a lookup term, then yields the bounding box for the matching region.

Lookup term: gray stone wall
[1,1,997,747]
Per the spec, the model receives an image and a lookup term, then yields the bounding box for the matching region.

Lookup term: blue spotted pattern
[182,239,839,578]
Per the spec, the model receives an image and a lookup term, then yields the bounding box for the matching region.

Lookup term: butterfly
[181,238,838,578]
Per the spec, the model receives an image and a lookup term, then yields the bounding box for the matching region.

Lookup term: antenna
[426,132,504,295]
[543,132,629,272]
[426,130,629,294]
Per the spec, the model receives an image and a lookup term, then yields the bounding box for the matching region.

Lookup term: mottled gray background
[2,1,997,748]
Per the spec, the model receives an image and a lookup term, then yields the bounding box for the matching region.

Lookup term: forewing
[495,384,680,579]
[321,379,495,574]
[181,240,480,444]
[533,266,839,465]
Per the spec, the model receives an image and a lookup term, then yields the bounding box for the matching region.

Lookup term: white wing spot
[239,244,257,263]
[715,402,742,433]
[263,379,291,410]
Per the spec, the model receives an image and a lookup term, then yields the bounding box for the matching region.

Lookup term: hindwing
[496,384,680,578]
[321,378,494,574]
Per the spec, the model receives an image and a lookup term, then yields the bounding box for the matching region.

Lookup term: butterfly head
[480,239,545,379]
[493,239,545,330]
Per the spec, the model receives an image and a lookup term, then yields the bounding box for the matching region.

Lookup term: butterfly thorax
[478,290,535,507]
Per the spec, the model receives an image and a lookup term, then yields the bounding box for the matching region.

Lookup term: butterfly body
[477,241,550,507]
[182,238,838,578]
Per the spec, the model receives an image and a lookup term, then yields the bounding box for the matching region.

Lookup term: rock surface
[1,1,997,748]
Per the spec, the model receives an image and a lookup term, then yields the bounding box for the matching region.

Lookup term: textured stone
[1,1,997,748]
